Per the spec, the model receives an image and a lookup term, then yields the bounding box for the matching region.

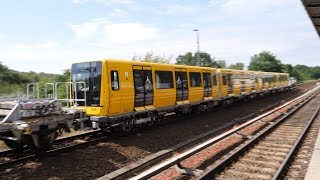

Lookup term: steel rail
[129,86,320,180]
[272,105,320,180]
[197,90,319,179]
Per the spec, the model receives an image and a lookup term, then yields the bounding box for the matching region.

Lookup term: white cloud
[104,22,159,43]
[72,0,133,5]
[0,33,7,39]
[68,18,159,44]
[67,18,109,38]
[0,41,72,73]
[212,0,294,15]
[110,8,128,18]
[11,41,58,49]
[164,4,202,15]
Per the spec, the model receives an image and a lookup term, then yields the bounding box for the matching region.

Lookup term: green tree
[175,52,195,66]
[215,60,226,68]
[294,64,312,80]
[175,52,217,67]
[311,66,320,79]
[248,51,283,72]
[283,64,303,81]
[228,62,244,70]
[132,51,172,64]
[55,69,71,82]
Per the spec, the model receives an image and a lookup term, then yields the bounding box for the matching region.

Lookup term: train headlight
[23,126,31,134]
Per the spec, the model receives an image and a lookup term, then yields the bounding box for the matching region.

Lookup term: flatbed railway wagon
[0,99,74,151]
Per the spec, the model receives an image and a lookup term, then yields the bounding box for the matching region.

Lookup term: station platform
[305,125,320,179]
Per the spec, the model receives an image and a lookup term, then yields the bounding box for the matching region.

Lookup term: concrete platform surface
[305,125,320,179]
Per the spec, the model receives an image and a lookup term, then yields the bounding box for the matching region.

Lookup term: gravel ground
[0,83,316,180]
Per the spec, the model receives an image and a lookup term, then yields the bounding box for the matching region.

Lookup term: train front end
[71,61,105,118]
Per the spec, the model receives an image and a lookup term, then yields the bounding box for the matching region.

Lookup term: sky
[0,0,319,74]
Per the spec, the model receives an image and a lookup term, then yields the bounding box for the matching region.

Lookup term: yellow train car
[279,73,289,88]
[248,71,260,93]
[70,59,290,131]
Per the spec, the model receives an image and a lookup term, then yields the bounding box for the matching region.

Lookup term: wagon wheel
[3,140,24,153]
[120,118,134,132]
[146,112,156,127]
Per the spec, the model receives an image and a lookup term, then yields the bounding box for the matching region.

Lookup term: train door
[227,73,233,94]
[109,68,121,115]
[220,72,228,97]
[133,66,154,107]
[251,73,255,91]
[212,72,219,98]
[175,68,188,101]
[202,71,212,97]
[260,75,265,89]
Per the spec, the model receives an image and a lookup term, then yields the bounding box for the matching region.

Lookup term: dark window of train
[212,74,217,86]
[222,74,227,85]
[155,71,174,89]
[189,72,202,87]
[203,72,212,87]
[111,71,119,91]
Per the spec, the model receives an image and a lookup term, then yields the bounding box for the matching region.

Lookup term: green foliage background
[0,62,70,98]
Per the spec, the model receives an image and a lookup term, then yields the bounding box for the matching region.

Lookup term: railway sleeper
[232,162,276,174]
[248,151,286,159]
[259,142,293,148]
[239,158,281,168]
[220,169,272,180]
[244,152,284,162]
[252,146,290,153]
[264,136,298,142]
[250,149,288,157]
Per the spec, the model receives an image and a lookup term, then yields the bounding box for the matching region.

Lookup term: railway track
[102,85,320,180]
[200,96,320,179]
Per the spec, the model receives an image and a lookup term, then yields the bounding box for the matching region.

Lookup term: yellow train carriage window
[222,74,227,85]
[203,73,212,87]
[155,71,174,89]
[212,74,218,86]
[189,72,202,87]
[111,71,119,91]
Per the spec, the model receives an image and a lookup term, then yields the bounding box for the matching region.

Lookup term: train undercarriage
[91,87,292,134]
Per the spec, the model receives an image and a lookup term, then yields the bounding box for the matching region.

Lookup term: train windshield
[71,61,102,106]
